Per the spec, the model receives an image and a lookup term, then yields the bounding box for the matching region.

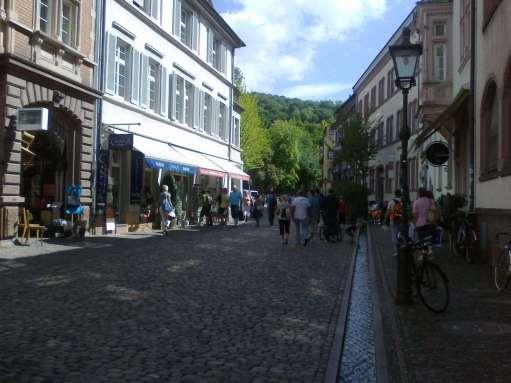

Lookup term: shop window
[481,80,499,174]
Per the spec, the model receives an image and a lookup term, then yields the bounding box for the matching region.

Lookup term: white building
[99,0,246,230]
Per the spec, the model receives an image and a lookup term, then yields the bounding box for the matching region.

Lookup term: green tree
[335,114,376,184]
[268,120,301,191]
[239,93,271,175]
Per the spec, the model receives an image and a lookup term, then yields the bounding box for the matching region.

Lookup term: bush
[333,181,369,222]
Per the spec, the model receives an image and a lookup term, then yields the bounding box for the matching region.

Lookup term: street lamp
[389,27,422,306]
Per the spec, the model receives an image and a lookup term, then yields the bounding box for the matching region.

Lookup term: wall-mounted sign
[425,141,449,166]
[109,133,133,150]
[16,108,49,131]
[145,158,197,176]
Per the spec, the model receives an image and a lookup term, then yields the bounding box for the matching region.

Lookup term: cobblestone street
[0,223,354,382]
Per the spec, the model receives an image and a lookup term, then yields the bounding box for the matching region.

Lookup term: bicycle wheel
[494,250,510,291]
[417,262,450,313]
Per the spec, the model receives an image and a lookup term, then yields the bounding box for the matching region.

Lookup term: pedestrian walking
[252,194,264,227]
[308,189,321,240]
[413,187,436,241]
[338,195,348,231]
[266,188,277,226]
[291,190,311,247]
[159,185,174,235]
[242,191,252,222]
[324,189,339,242]
[385,189,403,256]
[218,188,230,225]
[229,185,242,226]
[276,195,291,244]
[199,189,213,226]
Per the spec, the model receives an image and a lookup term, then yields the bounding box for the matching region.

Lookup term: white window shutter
[224,108,230,141]
[160,66,168,117]
[220,44,226,73]
[140,55,149,108]
[213,99,219,136]
[151,0,159,21]
[105,32,116,94]
[170,72,177,120]
[130,49,140,104]
[199,91,205,131]
[193,86,200,130]
[207,29,214,63]
[173,0,181,36]
[192,13,199,51]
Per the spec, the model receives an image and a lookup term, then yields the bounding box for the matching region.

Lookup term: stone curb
[324,229,360,383]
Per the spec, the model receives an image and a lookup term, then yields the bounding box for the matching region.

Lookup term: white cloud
[222,0,388,95]
[283,83,352,100]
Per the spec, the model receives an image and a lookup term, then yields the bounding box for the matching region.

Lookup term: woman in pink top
[413,188,435,240]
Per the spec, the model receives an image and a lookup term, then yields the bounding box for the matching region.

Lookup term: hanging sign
[109,134,133,150]
[425,141,449,166]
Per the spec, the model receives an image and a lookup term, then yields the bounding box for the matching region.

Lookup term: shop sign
[145,158,196,175]
[109,134,133,150]
[425,141,449,166]
[16,108,49,131]
[96,150,109,207]
[130,151,144,204]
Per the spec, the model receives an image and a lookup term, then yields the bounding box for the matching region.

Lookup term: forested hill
[251,92,340,127]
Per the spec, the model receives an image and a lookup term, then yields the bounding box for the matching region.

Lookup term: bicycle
[400,230,450,313]
[450,211,478,263]
[494,232,511,291]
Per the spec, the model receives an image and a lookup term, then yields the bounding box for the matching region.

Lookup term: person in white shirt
[291,190,311,247]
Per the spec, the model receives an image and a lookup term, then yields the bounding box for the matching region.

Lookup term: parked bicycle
[449,211,478,263]
[400,230,450,313]
[494,232,511,291]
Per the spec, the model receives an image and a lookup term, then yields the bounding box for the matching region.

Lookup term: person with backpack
[413,188,436,241]
[385,189,403,256]
[160,185,174,235]
[276,195,291,244]
[266,188,278,226]
[199,189,213,226]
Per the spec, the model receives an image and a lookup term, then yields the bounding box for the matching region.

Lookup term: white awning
[207,157,250,181]
[171,146,226,178]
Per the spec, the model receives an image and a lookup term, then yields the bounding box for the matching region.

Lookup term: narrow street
[0,223,354,382]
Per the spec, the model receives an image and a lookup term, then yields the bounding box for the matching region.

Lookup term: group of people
[385,187,440,255]
[199,185,246,227]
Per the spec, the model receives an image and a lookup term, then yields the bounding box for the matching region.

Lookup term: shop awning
[207,157,250,181]
[415,87,469,146]
[130,134,197,175]
[171,146,226,178]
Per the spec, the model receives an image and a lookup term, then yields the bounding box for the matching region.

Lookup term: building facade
[98,0,246,232]
[0,0,101,241]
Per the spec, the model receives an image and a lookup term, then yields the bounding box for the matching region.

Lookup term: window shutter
[130,49,140,104]
[207,29,214,63]
[192,13,199,51]
[151,0,159,21]
[105,32,116,94]
[140,54,149,108]
[170,72,177,120]
[220,44,226,73]
[160,66,168,117]
[193,86,200,130]
[212,99,218,136]
[173,0,181,36]
[199,91,205,131]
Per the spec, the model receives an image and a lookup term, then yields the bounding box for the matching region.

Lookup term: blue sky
[214,0,416,102]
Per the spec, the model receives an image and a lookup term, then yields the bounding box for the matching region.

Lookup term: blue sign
[145,158,196,175]
[109,134,133,150]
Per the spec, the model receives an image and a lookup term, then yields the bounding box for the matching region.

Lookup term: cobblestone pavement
[370,225,511,383]
[0,223,354,382]
[339,234,376,383]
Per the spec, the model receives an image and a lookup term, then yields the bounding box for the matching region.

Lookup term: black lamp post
[389,27,422,306]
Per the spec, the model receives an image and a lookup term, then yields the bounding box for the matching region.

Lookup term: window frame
[433,43,446,82]
[148,59,161,113]
[60,0,79,48]
[114,38,131,100]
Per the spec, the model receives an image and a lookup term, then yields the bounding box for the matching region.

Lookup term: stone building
[0,0,101,242]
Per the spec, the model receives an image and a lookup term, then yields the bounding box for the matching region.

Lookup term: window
[364,94,369,118]
[370,86,377,111]
[358,100,363,116]
[386,116,394,145]
[148,60,160,112]
[180,8,193,48]
[460,0,471,65]
[115,39,131,99]
[433,22,446,37]
[387,69,395,99]
[175,76,184,123]
[60,0,78,47]
[233,116,240,147]
[135,0,159,20]
[185,82,194,128]
[218,102,227,140]
[378,78,385,107]
[40,0,51,34]
[203,93,212,134]
[328,150,335,160]
[377,122,384,148]
[481,80,499,173]
[173,75,195,128]
[408,100,417,133]
[433,44,446,81]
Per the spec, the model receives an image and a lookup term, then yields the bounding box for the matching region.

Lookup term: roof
[198,0,246,48]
